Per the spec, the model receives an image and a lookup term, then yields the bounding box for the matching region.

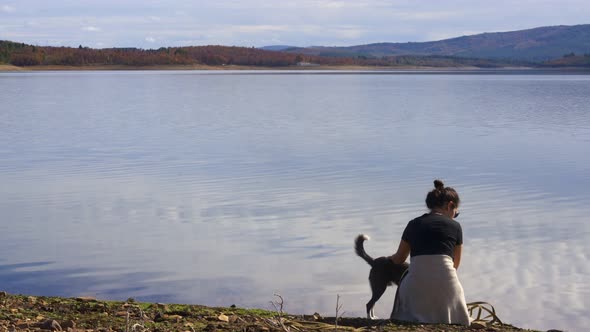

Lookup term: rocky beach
[0,292,552,332]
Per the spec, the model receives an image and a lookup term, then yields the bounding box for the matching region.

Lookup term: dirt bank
[0,292,544,332]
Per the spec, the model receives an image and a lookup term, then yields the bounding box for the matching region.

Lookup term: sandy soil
[0,64,25,71]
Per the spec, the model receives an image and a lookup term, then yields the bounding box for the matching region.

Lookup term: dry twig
[334,294,346,330]
[270,293,291,332]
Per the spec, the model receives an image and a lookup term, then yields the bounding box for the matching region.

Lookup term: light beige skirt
[391,254,470,326]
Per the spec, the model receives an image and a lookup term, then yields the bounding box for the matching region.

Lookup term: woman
[389,179,470,325]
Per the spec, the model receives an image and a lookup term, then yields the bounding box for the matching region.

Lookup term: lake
[0,70,589,331]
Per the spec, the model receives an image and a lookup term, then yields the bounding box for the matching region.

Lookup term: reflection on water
[0,71,589,331]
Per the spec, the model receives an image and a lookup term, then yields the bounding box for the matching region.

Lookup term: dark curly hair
[425,179,460,209]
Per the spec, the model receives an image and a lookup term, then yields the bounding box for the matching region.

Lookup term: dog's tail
[355,234,374,266]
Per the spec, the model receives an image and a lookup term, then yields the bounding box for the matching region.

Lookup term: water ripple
[1,71,589,331]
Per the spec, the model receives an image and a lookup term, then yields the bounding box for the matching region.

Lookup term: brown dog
[355,234,409,319]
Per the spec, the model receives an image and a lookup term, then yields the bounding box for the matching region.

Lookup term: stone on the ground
[60,320,76,329]
[115,311,128,317]
[75,296,96,302]
[156,303,169,312]
[217,313,229,322]
[39,319,63,331]
[166,314,183,322]
[16,322,30,329]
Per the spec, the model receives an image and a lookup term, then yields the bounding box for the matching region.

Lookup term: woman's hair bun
[426,179,460,209]
[433,179,445,190]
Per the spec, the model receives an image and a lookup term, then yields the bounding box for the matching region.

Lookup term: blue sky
[1,0,589,48]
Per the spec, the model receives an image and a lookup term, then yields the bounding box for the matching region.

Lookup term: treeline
[1,40,538,68]
[543,53,590,67]
[0,41,347,67]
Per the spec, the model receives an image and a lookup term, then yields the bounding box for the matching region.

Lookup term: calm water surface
[0,71,589,331]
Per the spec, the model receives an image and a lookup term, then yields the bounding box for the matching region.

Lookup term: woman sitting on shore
[389,179,470,325]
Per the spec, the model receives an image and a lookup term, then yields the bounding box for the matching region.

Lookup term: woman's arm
[390,240,411,264]
[453,245,462,270]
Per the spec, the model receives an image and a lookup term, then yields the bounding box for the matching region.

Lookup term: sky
[1,0,589,49]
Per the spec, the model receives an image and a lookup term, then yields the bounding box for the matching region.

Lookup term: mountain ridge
[2,24,589,68]
[272,24,590,61]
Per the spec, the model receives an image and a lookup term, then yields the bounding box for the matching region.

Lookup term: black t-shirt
[401,213,463,258]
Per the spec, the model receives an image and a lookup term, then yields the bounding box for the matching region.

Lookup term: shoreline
[1,63,589,72]
[0,292,544,331]
[0,64,497,71]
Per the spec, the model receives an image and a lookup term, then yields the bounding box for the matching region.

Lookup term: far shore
[2,63,590,74]
[0,63,490,71]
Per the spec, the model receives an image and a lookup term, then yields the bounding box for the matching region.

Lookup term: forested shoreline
[5,40,583,69]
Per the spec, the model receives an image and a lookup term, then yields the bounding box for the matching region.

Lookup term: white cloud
[394,10,463,21]
[145,36,155,43]
[331,26,365,40]
[82,26,101,32]
[1,1,589,48]
[315,1,367,9]
[1,5,15,13]
[230,24,290,33]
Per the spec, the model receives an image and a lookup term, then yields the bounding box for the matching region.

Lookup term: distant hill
[259,45,298,51]
[284,24,590,62]
[2,25,589,69]
[0,40,533,68]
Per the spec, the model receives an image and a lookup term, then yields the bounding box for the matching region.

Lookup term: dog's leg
[366,283,387,319]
